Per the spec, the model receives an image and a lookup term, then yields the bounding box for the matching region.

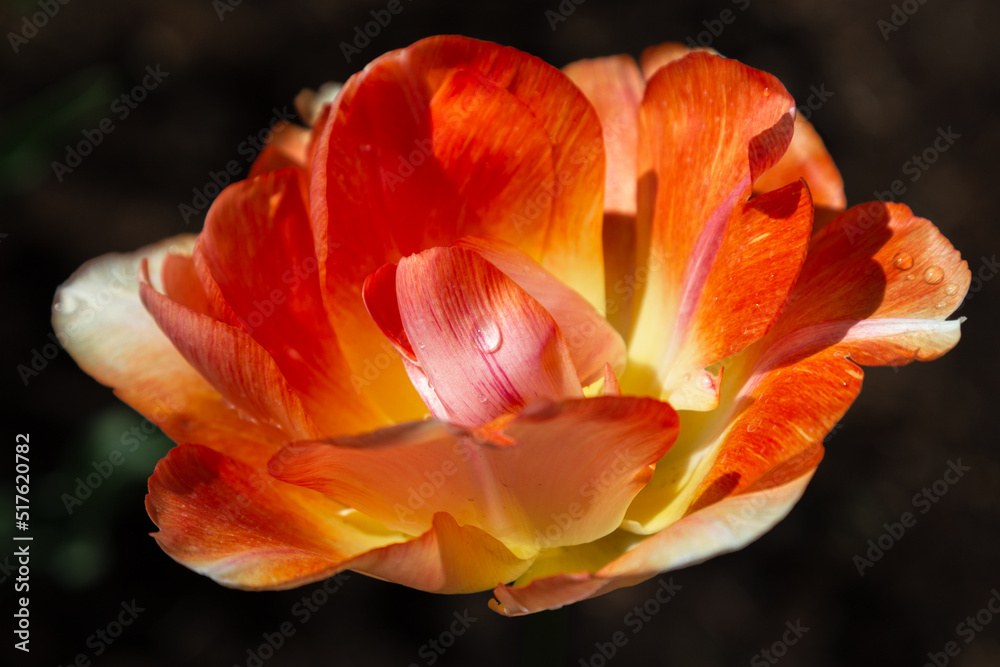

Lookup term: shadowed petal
[147,444,402,590]
[270,397,678,555]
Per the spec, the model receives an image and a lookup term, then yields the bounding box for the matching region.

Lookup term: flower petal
[562,54,644,216]
[344,513,531,594]
[365,246,582,426]
[146,444,401,590]
[309,38,608,423]
[270,396,678,555]
[247,122,311,178]
[456,236,626,385]
[754,114,846,212]
[138,259,321,440]
[490,473,812,616]
[626,52,809,410]
[196,168,384,435]
[53,236,293,468]
[624,201,968,533]
[776,201,970,332]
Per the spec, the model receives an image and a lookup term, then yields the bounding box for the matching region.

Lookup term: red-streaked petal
[196,168,384,435]
[310,37,608,425]
[161,252,216,318]
[776,201,970,332]
[456,236,626,385]
[491,473,812,616]
[53,236,296,468]
[247,122,311,178]
[270,396,678,555]
[627,53,805,410]
[755,114,846,212]
[562,54,644,216]
[138,260,321,440]
[344,513,530,594]
[146,444,401,590]
[366,246,582,426]
[625,202,968,533]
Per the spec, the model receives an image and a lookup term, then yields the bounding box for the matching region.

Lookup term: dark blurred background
[2,0,999,665]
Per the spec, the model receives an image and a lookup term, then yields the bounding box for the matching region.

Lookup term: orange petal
[754,114,846,212]
[562,54,644,216]
[456,236,626,385]
[270,396,678,555]
[344,513,530,594]
[365,246,582,426]
[53,236,296,468]
[147,443,401,590]
[138,259,321,440]
[161,252,217,318]
[625,202,968,533]
[196,168,383,435]
[247,122,311,178]
[627,52,808,410]
[777,201,970,332]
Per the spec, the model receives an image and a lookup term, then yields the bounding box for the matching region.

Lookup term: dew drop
[474,318,502,353]
[699,374,714,389]
[934,301,946,309]
[944,283,959,296]
[53,294,77,314]
[891,252,913,270]
[905,274,916,281]
[478,394,487,403]
[418,343,426,350]
[923,265,944,285]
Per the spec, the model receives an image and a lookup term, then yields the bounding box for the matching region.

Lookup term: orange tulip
[53,36,968,616]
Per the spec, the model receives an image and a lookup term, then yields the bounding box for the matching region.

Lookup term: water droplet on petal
[699,374,714,389]
[934,302,946,309]
[477,394,487,403]
[923,265,944,285]
[418,343,426,350]
[53,294,77,314]
[905,274,915,281]
[944,283,959,296]
[474,318,502,353]
[892,252,913,270]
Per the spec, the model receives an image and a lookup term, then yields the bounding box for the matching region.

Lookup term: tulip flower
[53,36,969,616]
